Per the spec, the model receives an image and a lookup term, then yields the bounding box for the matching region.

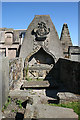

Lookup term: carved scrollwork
[33,22,50,41]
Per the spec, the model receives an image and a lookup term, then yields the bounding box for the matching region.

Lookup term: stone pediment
[20,15,63,60]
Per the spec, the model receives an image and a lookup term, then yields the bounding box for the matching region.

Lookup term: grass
[49,101,80,120]
[2,97,23,113]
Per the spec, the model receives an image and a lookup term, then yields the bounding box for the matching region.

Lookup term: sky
[2,2,78,45]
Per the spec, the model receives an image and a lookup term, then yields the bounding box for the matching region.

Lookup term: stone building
[0,28,26,59]
[0,15,80,61]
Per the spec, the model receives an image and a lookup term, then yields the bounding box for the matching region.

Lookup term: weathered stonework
[33,22,50,41]
[23,46,55,80]
[0,58,9,108]
[0,28,26,59]
[33,22,50,50]
[1,15,80,120]
[68,46,80,62]
[0,15,80,111]
[20,15,63,60]
[9,58,23,89]
[60,23,72,57]
[0,15,79,62]
[59,58,80,94]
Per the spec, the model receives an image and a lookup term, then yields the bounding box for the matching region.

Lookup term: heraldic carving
[33,22,50,41]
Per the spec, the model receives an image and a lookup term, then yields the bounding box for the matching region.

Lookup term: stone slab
[9,90,29,97]
[22,81,50,88]
[9,90,33,102]
[24,104,78,119]
[28,64,52,70]
[57,92,79,103]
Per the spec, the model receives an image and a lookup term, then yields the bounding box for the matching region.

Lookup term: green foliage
[11,109,18,113]
[2,97,11,112]
[2,107,4,112]
[8,97,11,104]
[26,77,43,81]
[4,103,9,109]
[36,78,43,81]
[26,77,32,81]
[12,109,15,112]
[16,100,23,108]
[49,102,80,120]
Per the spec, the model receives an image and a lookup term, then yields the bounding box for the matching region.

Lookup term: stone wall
[0,57,9,109]
[59,58,80,94]
[0,28,26,59]
[9,58,23,89]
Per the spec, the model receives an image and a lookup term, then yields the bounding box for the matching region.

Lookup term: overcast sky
[2,2,78,45]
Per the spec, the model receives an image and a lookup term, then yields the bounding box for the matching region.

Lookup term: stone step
[22,80,58,89]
